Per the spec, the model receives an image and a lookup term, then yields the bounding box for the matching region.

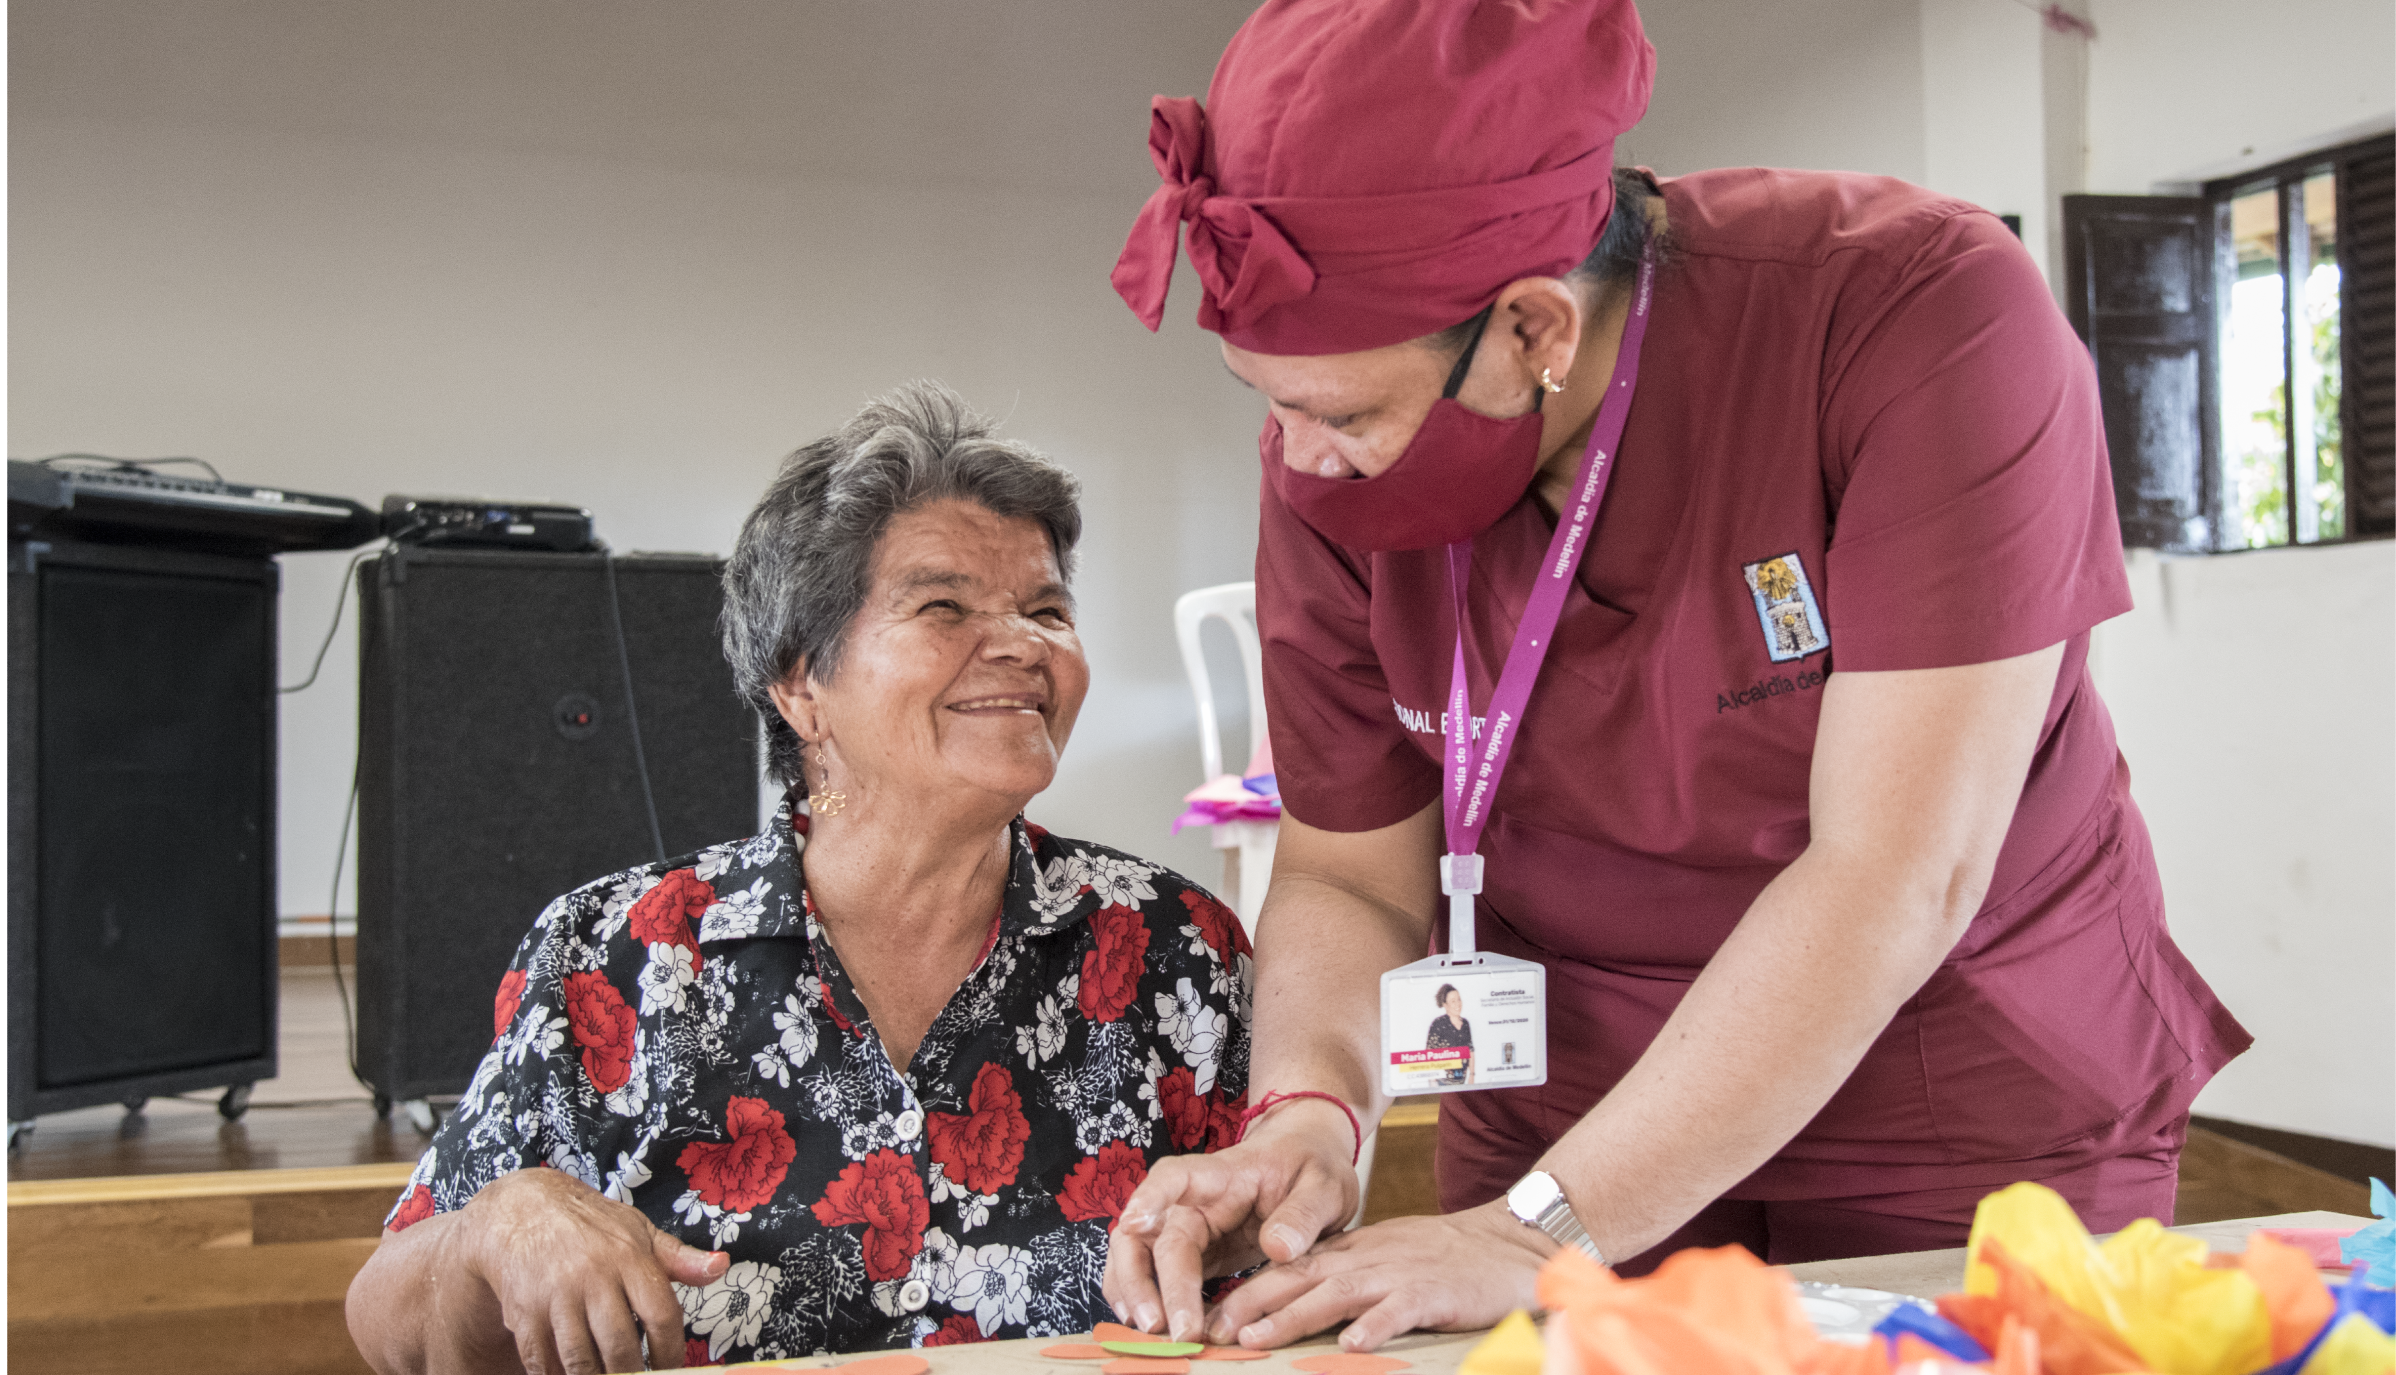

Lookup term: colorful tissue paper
[2340,1180,2396,1284]
[2263,1230,2365,1271]
[1170,772,1283,832]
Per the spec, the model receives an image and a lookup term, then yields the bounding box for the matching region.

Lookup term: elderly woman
[347,382,1253,1372]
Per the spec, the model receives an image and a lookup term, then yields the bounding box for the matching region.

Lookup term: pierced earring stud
[807,742,849,818]
[1539,367,1566,394]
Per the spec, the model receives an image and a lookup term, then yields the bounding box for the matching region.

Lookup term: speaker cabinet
[356,548,757,1103]
[8,538,280,1123]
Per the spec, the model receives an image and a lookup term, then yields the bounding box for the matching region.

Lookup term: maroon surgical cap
[1111,0,1655,357]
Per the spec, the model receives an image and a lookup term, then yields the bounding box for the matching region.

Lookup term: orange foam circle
[835,1356,932,1375]
[1101,1360,1192,1375]
[1193,1347,1271,1362]
[1291,1356,1410,1374]
[1041,1345,1112,1361]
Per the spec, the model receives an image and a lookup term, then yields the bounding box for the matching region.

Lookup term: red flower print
[924,1314,985,1346]
[1077,905,1150,1024]
[561,970,637,1094]
[1153,1066,1211,1152]
[628,867,713,958]
[810,1149,930,1281]
[492,967,528,1042]
[677,1096,797,1214]
[1209,1090,1249,1151]
[388,1182,435,1232]
[685,1338,712,1367]
[1179,889,1245,963]
[927,1062,1031,1196]
[1057,1139,1148,1224]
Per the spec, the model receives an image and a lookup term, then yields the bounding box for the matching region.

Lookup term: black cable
[37,453,226,484]
[279,545,381,694]
[601,546,669,866]
[326,753,371,1094]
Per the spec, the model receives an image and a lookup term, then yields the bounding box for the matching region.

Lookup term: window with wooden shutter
[2062,134,2392,552]
[2062,195,2218,552]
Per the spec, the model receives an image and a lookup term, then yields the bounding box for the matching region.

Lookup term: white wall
[8,0,1270,920]
[1623,0,1927,182]
[2092,547,2396,1149]
[2085,0,2396,191]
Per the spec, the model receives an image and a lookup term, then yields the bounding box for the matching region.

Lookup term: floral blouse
[387,795,1253,1360]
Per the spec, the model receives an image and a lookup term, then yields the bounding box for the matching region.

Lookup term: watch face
[1508,1170,1563,1219]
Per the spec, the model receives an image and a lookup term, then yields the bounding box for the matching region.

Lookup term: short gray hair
[722,379,1084,786]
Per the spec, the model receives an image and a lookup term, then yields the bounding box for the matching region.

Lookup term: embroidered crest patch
[1741,552,1829,663]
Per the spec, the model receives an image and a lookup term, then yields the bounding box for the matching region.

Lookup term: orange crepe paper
[833,1357,931,1375]
[1042,1345,1112,1360]
[1541,1245,1826,1375]
[1102,1361,1191,1375]
[2241,1231,2338,1362]
[1790,1341,1889,1375]
[1193,1349,1271,1362]
[1990,1314,2041,1375]
[1937,1241,2150,1375]
[1290,1357,1412,1373]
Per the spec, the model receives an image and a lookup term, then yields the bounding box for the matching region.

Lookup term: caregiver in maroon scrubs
[1097,0,2251,1353]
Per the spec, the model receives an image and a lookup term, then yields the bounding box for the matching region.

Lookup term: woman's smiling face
[780,499,1087,815]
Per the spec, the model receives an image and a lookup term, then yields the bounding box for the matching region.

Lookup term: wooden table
[761,1211,2371,1375]
[2,1169,2367,1375]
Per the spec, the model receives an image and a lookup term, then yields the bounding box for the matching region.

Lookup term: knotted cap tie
[1111,0,1656,357]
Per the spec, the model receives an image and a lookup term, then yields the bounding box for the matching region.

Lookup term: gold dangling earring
[1539,367,1566,395]
[807,742,849,817]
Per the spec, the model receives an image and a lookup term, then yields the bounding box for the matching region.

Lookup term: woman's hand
[1202,1202,1552,1352]
[455,1167,728,1373]
[1102,1099,1362,1343]
[348,1166,730,1375]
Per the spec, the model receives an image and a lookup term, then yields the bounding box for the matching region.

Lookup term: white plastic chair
[1172,583,1377,1222]
[1171,582,1280,939]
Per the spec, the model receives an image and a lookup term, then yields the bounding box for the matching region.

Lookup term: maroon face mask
[1265,310,1545,552]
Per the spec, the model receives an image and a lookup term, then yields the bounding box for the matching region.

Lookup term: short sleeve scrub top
[1255,169,2251,1258]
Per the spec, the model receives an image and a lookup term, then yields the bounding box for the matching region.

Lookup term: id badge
[1378,952,1546,1097]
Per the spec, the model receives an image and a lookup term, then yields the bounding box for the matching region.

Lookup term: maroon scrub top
[1255,168,2250,1209]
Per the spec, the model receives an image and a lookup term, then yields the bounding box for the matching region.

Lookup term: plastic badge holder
[1379,854,1546,1098]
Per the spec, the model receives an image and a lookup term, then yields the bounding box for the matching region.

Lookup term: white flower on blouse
[699,878,772,942]
[773,992,818,1069]
[1135,1047,1169,1120]
[1075,1099,1149,1154]
[692,842,737,883]
[603,1141,652,1203]
[604,1032,651,1118]
[1078,852,1160,909]
[1013,995,1068,1065]
[751,1043,792,1088]
[935,1237,1035,1335]
[840,1111,904,1161]
[927,1162,995,1233]
[1157,977,1228,1094]
[681,1260,780,1361]
[595,871,658,943]
[1029,855,1083,922]
[504,1005,568,1067]
[637,941,696,1016]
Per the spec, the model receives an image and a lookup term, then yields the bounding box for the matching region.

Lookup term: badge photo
[1741,551,1829,663]
[1379,953,1547,1097]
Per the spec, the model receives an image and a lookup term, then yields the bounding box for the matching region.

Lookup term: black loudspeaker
[8,538,280,1126]
[356,548,757,1103]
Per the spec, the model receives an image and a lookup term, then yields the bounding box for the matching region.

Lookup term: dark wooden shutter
[2340,140,2394,538]
[2063,195,2220,552]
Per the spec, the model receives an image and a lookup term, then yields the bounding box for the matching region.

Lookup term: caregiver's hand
[1203,1202,1553,1352]
[1102,1097,1362,1343]
[346,1166,729,1375]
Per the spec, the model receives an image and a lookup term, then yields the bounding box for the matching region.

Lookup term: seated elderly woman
[347,382,1253,1372]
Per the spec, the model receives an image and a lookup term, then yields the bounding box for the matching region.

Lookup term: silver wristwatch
[1504,1169,1605,1264]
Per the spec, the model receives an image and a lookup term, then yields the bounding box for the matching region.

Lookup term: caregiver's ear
[1491,276,1587,382]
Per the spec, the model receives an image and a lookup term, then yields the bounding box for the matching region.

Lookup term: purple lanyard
[1440,249,1656,955]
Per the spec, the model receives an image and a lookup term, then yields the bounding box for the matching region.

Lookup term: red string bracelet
[1233,1090,1363,1166]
